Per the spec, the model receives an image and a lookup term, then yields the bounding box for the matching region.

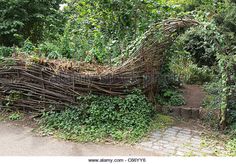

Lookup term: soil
[181,85,206,108]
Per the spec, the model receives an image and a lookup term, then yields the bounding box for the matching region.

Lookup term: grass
[199,131,232,156]
[149,114,174,130]
[0,110,24,121]
[226,138,236,156]
[8,112,23,121]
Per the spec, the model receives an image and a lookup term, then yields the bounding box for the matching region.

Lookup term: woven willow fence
[0,19,198,112]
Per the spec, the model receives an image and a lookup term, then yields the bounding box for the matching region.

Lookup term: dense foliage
[40,91,173,142]
[0,0,236,142]
[38,0,187,62]
[0,0,64,46]
[160,0,236,129]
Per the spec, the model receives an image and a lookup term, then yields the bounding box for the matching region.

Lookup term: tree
[0,0,63,46]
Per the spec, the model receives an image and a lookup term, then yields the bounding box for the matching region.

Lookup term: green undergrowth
[39,91,173,143]
[226,138,236,156]
[225,124,236,156]
[0,46,14,57]
[202,80,222,110]
[157,89,185,106]
[149,114,174,130]
[8,112,23,121]
[0,110,24,121]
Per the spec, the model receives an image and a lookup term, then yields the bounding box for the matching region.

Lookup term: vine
[217,53,236,129]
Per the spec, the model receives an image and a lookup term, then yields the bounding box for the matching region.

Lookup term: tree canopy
[0,0,63,46]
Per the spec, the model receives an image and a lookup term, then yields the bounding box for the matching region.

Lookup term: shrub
[38,42,62,59]
[22,39,36,53]
[203,80,222,110]
[167,22,219,84]
[40,91,159,143]
[181,22,222,67]
[229,111,236,130]
[186,65,214,84]
[157,89,185,106]
[0,46,13,57]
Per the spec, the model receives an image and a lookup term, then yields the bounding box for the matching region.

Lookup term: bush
[182,22,222,67]
[22,39,36,53]
[229,111,236,130]
[157,89,185,106]
[203,80,222,110]
[0,46,13,57]
[40,91,158,143]
[186,65,214,84]
[167,22,218,84]
[38,42,62,59]
[157,47,185,107]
